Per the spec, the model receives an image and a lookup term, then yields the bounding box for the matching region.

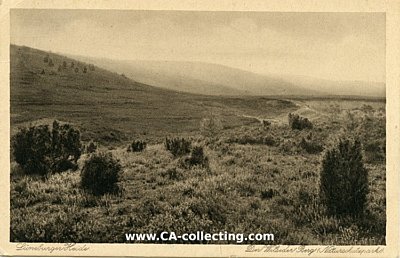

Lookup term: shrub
[165,137,191,157]
[71,62,75,68]
[51,121,82,172]
[127,140,147,152]
[80,152,121,195]
[85,140,97,154]
[12,121,82,175]
[43,55,49,63]
[83,66,87,73]
[48,58,54,67]
[12,125,52,175]
[288,113,313,130]
[183,146,209,168]
[299,137,324,154]
[320,139,368,217]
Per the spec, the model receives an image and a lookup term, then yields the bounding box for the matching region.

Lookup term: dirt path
[239,99,327,125]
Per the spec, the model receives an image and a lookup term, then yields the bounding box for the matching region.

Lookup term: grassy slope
[11,45,298,144]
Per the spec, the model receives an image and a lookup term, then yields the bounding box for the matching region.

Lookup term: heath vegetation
[10,46,386,244]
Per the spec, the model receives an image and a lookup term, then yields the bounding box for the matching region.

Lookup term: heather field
[10,45,386,244]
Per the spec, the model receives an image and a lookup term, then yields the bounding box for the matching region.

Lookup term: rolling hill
[68,58,321,96]
[10,45,299,144]
[69,56,385,97]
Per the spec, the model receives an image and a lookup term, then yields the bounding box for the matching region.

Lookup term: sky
[11,9,385,82]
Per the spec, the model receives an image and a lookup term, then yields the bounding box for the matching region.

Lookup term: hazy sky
[11,10,385,82]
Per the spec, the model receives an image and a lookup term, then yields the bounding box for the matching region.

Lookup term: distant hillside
[70,56,385,98]
[283,75,385,98]
[69,57,323,96]
[10,45,299,143]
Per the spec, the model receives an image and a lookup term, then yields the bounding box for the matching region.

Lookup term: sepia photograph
[1,0,399,257]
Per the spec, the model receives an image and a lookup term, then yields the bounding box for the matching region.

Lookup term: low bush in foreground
[320,139,368,217]
[12,120,81,175]
[81,152,121,195]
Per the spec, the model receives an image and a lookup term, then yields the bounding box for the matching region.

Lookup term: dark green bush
[127,140,147,152]
[12,121,81,175]
[320,139,368,217]
[80,152,121,195]
[288,113,313,130]
[165,137,191,157]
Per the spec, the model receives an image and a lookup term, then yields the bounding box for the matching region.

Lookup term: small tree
[81,152,121,195]
[320,139,368,217]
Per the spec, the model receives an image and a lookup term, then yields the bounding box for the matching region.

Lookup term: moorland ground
[10,45,386,244]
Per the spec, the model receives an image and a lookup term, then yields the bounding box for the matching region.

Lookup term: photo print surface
[9,9,386,245]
